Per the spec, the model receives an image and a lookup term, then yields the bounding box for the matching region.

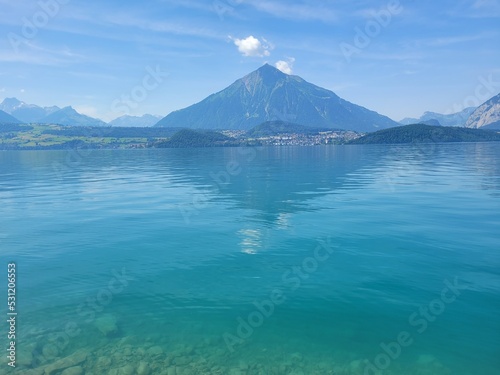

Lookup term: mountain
[465,93,500,129]
[0,97,60,123]
[156,64,398,132]
[349,124,500,144]
[400,107,476,127]
[109,114,162,127]
[39,106,107,127]
[0,109,20,123]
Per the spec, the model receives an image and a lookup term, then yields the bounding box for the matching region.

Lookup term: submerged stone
[94,314,119,337]
[147,345,164,356]
[42,349,88,375]
[17,348,34,367]
[136,361,150,375]
[118,364,135,375]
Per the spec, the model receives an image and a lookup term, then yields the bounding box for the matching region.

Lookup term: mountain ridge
[40,106,107,127]
[400,107,476,127]
[465,93,500,129]
[0,97,60,123]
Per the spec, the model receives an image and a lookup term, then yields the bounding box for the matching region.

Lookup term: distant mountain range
[0,98,107,126]
[109,114,162,127]
[465,92,500,129]
[156,64,398,132]
[0,97,60,123]
[399,107,476,127]
[0,98,162,127]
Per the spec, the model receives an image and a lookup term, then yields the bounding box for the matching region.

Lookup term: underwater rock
[121,346,133,357]
[17,348,34,367]
[136,361,150,375]
[174,356,190,366]
[290,352,303,362]
[95,355,112,370]
[118,364,135,375]
[42,349,88,375]
[412,355,451,375]
[60,366,83,375]
[348,359,364,374]
[118,336,138,346]
[41,343,60,361]
[147,345,164,356]
[238,360,249,371]
[94,314,119,337]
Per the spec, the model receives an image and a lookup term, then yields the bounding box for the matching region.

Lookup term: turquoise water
[1,144,499,375]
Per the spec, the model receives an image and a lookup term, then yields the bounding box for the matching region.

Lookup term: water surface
[1,144,499,374]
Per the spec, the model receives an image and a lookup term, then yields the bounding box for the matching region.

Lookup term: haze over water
[1,144,499,374]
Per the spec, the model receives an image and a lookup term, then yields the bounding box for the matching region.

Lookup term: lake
[0,143,499,375]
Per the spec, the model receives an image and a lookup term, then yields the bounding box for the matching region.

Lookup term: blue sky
[1,0,499,122]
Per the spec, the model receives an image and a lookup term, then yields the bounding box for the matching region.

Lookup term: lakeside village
[221,130,361,146]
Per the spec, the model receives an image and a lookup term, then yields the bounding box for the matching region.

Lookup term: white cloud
[232,35,271,57]
[275,57,295,74]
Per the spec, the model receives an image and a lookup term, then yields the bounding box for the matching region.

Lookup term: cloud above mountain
[275,58,295,74]
[231,35,272,57]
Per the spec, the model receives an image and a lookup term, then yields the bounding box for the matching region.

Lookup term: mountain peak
[0,97,24,112]
[0,97,63,123]
[60,106,78,114]
[40,106,107,127]
[240,64,289,93]
[257,63,281,72]
[1,97,22,106]
[253,63,286,78]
